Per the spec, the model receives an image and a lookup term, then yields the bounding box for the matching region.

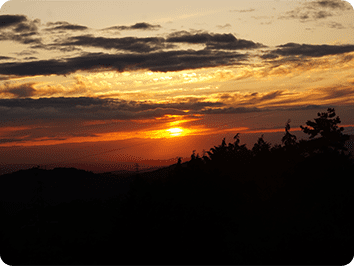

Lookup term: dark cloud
[0,82,37,98]
[0,138,26,144]
[0,15,40,33]
[30,43,82,53]
[201,106,261,114]
[0,56,14,60]
[0,15,27,29]
[167,31,231,43]
[0,97,223,123]
[265,104,327,113]
[46,21,68,26]
[166,31,265,50]
[45,21,88,31]
[279,9,333,21]
[2,21,263,55]
[24,57,38,60]
[261,43,354,59]
[0,31,42,45]
[313,10,333,19]
[0,15,41,45]
[13,19,40,33]
[103,22,161,31]
[0,50,248,77]
[58,35,171,53]
[230,8,255,13]
[307,0,353,10]
[207,38,265,50]
[45,23,88,31]
[0,97,103,109]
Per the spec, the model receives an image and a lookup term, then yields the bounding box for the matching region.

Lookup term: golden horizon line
[1,123,354,148]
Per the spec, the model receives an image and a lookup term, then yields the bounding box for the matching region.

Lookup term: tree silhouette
[227,133,251,167]
[300,108,349,153]
[207,136,233,173]
[282,119,297,148]
[189,150,204,170]
[278,119,300,170]
[201,149,210,163]
[207,138,228,164]
[177,157,182,165]
[252,134,271,156]
[173,157,183,178]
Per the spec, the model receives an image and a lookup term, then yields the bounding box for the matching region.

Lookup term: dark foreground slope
[1,154,353,264]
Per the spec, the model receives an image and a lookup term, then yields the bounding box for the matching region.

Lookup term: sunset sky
[1,0,354,172]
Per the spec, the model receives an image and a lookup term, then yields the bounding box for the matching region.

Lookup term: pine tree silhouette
[252,134,271,156]
[300,108,349,153]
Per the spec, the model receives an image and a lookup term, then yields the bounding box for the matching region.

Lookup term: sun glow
[143,126,194,139]
[167,127,183,136]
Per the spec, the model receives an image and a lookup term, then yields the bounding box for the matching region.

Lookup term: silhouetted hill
[0,163,184,210]
[0,167,138,217]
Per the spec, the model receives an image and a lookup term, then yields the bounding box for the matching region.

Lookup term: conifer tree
[300,108,349,153]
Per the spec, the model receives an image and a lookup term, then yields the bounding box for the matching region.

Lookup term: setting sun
[143,127,189,139]
[167,127,183,137]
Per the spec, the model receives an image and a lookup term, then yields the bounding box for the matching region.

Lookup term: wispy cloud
[261,43,354,59]
[58,35,172,53]
[0,56,14,60]
[324,21,346,29]
[230,8,255,13]
[14,50,39,56]
[103,22,161,31]
[44,21,88,31]
[166,31,265,50]
[307,0,353,10]
[216,23,231,29]
[278,0,352,23]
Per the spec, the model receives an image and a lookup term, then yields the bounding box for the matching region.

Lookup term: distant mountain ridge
[0,167,139,216]
[0,159,191,210]
[0,157,189,176]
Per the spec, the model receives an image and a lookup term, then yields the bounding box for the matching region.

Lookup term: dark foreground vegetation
[1,108,354,265]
